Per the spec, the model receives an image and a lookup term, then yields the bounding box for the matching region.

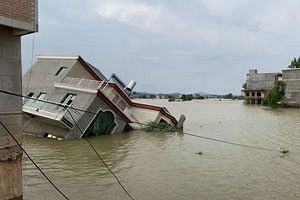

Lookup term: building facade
[23,55,179,139]
[0,1,38,199]
[243,69,281,105]
[282,68,300,107]
[23,56,130,138]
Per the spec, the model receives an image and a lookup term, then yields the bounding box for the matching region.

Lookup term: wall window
[251,92,255,97]
[112,94,120,104]
[27,92,34,97]
[257,92,261,97]
[24,92,34,104]
[55,67,67,76]
[60,93,76,106]
[85,111,116,136]
[117,100,126,111]
[30,92,47,109]
[37,92,47,100]
[246,92,249,96]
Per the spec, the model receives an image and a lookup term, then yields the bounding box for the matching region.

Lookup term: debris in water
[280,149,289,154]
[143,121,179,132]
[196,151,203,155]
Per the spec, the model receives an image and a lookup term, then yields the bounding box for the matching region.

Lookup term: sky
[21,0,300,95]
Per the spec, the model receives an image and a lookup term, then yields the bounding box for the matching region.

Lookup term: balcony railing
[23,98,81,129]
[54,77,104,92]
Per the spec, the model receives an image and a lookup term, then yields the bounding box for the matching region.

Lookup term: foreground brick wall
[0,0,36,24]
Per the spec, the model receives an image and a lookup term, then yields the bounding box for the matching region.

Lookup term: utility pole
[0,1,38,199]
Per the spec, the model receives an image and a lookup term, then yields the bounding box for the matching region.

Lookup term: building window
[55,67,67,76]
[257,92,261,97]
[24,92,34,104]
[112,94,120,104]
[246,92,249,96]
[37,92,47,100]
[85,110,116,136]
[60,93,76,106]
[251,92,255,97]
[27,92,34,97]
[28,92,47,109]
[117,100,127,111]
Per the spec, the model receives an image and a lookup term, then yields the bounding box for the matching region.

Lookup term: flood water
[22,99,300,200]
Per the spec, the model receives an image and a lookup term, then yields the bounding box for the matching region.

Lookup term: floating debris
[143,122,178,132]
[196,151,203,155]
[280,149,289,154]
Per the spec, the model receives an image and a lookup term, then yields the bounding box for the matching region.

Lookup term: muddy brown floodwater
[22,99,300,200]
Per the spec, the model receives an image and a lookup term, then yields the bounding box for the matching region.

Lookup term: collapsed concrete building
[22,55,181,139]
[243,69,282,105]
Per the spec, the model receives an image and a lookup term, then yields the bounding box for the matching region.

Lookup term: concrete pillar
[0,25,23,200]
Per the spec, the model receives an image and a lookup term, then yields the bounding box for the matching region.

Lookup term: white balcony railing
[23,98,81,129]
[54,77,104,93]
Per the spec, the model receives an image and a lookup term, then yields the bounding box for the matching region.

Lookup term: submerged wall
[282,69,300,107]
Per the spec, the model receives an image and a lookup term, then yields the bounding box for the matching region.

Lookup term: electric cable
[0,89,283,153]
[65,109,135,200]
[0,121,70,200]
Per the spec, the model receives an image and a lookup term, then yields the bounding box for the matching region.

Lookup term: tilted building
[23,55,180,139]
[243,69,281,105]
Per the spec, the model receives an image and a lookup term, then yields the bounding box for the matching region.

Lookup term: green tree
[224,93,233,99]
[288,57,300,68]
[263,81,286,108]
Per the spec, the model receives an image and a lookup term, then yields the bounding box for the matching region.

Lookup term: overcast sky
[21,0,300,94]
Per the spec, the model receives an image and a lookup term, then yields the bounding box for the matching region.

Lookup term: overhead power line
[0,121,70,200]
[0,89,283,153]
[66,109,135,200]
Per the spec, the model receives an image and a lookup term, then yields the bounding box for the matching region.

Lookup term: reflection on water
[23,100,300,200]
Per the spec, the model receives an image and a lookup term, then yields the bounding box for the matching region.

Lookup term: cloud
[22,0,300,94]
[96,1,173,33]
[201,0,251,16]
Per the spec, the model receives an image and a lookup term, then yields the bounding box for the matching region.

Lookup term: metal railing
[56,77,104,91]
[23,98,82,127]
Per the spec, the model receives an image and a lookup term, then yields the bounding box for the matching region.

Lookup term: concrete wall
[246,70,278,91]
[23,114,69,138]
[66,61,95,80]
[23,58,77,95]
[0,0,38,34]
[282,69,300,107]
[0,25,23,199]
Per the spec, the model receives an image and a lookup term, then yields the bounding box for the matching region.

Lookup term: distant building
[282,68,300,107]
[243,69,281,105]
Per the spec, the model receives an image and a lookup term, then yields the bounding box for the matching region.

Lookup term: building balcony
[23,98,81,129]
[54,77,104,93]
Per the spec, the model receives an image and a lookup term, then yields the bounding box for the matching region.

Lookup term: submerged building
[282,68,300,107]
[22,55,180,139]
[243,69,282,105]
